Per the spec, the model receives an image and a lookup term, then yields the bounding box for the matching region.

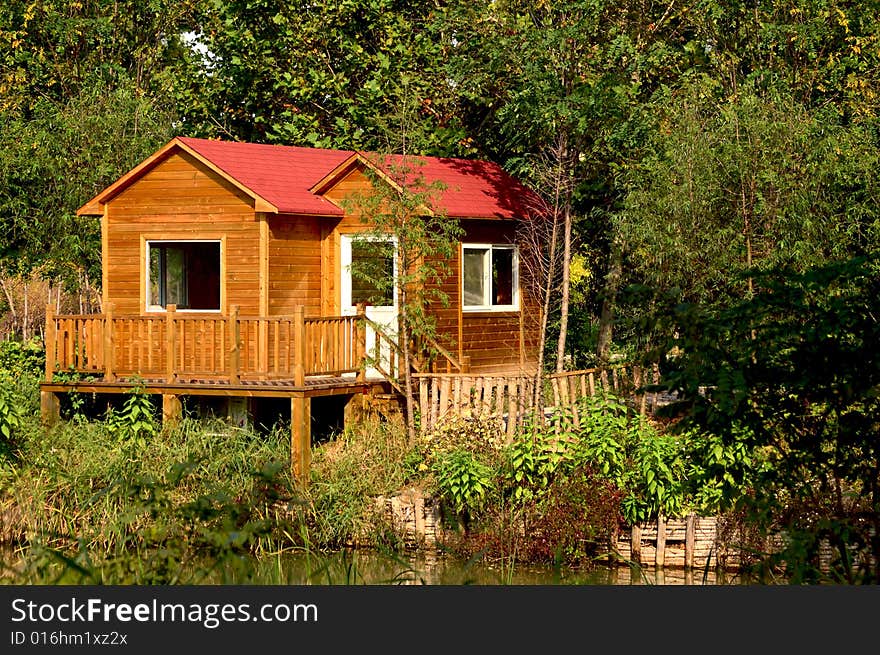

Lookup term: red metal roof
[178,137,351,216]
[177,137,544,219]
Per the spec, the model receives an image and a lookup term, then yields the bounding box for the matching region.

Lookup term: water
[248,549,754,585]
[0,545,759,585]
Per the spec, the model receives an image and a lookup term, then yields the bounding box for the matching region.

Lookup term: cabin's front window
[147,240,221,311]
[462,244,518,311]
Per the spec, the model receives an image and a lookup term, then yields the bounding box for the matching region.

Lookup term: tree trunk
[534,213,560,410]
[397,242,417,444]
[1,278,18,341]
[596,240,622,365]
[555,195,572,372]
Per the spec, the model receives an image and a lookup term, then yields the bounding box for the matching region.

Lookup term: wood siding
[321,167,539,373]
[268,215,323,316]
[458,221,539,373]
[102,153,540,372]
[105,151,258,315]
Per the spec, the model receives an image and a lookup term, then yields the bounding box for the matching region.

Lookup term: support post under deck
[291,392,311,487]
[40,390,60,427]
[162,394,182,430]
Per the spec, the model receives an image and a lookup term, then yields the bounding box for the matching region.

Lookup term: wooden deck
[40,374,382,398]
[43,304,369,386]
[39,304,403,486]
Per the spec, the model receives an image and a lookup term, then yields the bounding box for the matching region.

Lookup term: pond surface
[248,549,758,586]
[0,546,764,585]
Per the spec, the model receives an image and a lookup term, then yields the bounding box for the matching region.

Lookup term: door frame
[339,233,398,378]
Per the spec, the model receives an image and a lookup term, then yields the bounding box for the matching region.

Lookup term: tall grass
[0,370,427,583]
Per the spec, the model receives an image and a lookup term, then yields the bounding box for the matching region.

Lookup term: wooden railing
[415,363,664,439]
[44,304,366,385]
[361,318,470,393]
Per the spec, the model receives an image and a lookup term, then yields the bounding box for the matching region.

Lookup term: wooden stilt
[291,393,311,486]
[40,390,60,427]
[656,515,666,568]
[162,394,182,430]
[685,513,696,570]
[631,524,642,565]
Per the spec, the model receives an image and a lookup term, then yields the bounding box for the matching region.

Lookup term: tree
[441,0,689,369]
[0,0,195,334]
[660,254,880,582]
[0,82,175,336]
[616,84,880,317]
[175,0,467,154]
[0,0,197,113]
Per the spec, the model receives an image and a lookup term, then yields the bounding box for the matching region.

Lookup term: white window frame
[461,243,519,312]
[340,233,398,311]
[145,239,223,313]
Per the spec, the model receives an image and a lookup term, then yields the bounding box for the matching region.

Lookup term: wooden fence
[611,515,729,570]
[415,363,662,438]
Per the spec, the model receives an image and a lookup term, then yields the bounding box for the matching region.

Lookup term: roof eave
[75,137,281,216]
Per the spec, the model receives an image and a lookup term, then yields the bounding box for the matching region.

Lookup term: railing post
[44,304,56,382]
[228,305,240,385]
[293,305,305,387]
[165,304,177,383]
[104,302,116,382]
[461,355,471,374]
[355,303,366,383]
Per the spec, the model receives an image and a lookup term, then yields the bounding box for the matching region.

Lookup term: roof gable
[77,137,546,220]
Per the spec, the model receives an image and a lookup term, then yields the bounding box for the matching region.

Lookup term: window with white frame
[147,240,221,311]
[462,244,518,311]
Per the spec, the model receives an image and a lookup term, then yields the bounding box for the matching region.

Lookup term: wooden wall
[103,153,541,372]
[268,215,323,316]
[105,151,259,315]
[320,167,540,373]
[458,221,540,373]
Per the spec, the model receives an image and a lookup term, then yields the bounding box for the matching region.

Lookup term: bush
[0,337,45,378]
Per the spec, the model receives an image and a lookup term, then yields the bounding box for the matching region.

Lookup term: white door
[340,234,398,379]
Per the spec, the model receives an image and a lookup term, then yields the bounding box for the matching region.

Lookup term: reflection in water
[253,549,752,586]
[0,546,755,585]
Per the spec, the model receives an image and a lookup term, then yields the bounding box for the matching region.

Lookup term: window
[462,244,518,311]
[349,240,395,307]
[147,241,221,311]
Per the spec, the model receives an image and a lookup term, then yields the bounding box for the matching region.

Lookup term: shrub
[432,448,494,526]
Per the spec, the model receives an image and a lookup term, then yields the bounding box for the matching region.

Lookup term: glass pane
[351,241,394,306]
[492,248,514,306]
[163,247,186,307]
[149,242,220,310]
[463,249,487,306]
[185,242,221,310]
[149,247,162,306]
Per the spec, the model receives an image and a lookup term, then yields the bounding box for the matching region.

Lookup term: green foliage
[18,459,295,585]
[305,414,418,549]
[622,425,686,523]
[176,0,465,153]
[617,84,880,320]
[0,337,44,378]
[2,412,301,583]
[106,386,158,446]
[0,338,43,424]
[682,425,766,515]
[0,373,22,457]
[661,253,880,581]
[432,448,494,519]
[504,424,558,503]
[0,82,174,284]
[497,390,762,526]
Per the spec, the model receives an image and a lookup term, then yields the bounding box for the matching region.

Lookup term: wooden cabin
[40,137,545,480]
